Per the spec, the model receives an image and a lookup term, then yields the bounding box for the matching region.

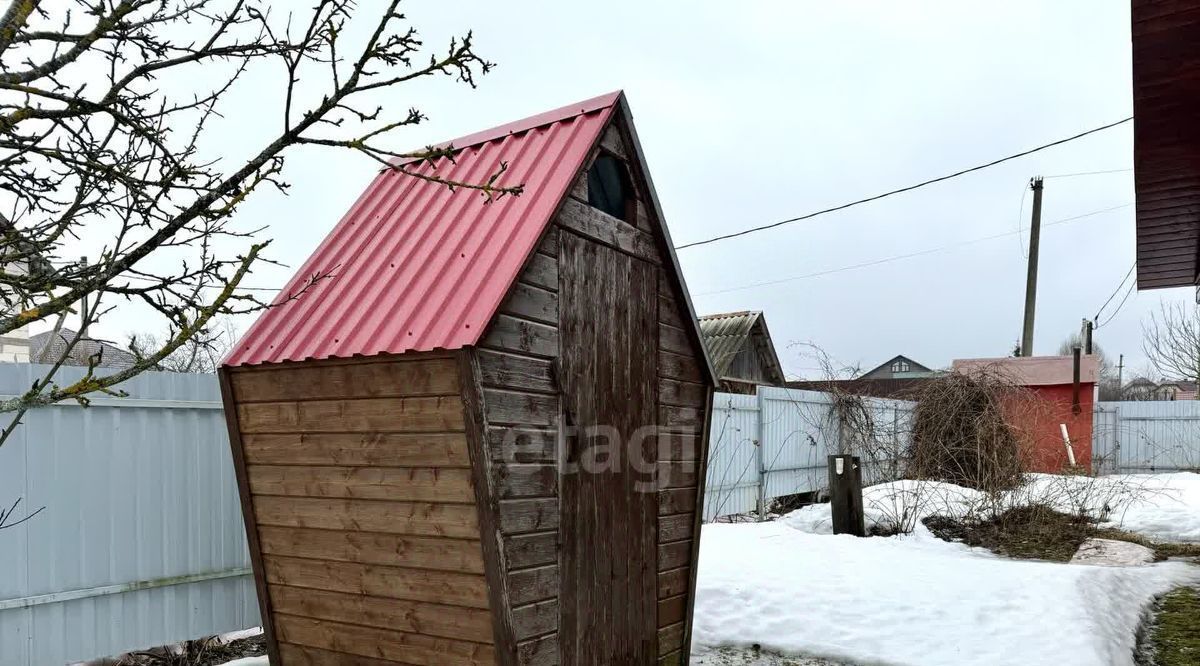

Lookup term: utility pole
[1083,319,1094,355]
[1117,353,1125,393]
[1020,176,1044,357]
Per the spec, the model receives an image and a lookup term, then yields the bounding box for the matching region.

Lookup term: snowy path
[691,473,1200,666]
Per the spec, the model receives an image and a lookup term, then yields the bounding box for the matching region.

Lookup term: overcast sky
[79,0,1189,380]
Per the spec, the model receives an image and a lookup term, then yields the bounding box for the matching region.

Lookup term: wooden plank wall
[476,116,711,665]
[226,355,497,666]
[476,225,564,666]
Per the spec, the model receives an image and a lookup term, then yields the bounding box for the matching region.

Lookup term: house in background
[698,311,786,393]
[859,354,937,380]
[29,328,137,369]
[785,354,940,399]
[1121,378,1199,401]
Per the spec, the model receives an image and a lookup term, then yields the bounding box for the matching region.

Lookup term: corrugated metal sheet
[1132,0,1200,289]
[698,312,758,378]
[697,311,784,385]
[226,92,620,366]
[952,355,1098,386]
[1093,400,1200,473]
[0,364,257,665]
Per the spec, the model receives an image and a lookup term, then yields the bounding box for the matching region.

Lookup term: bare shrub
[907,367,1028,492]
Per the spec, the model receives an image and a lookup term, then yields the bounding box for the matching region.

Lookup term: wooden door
[558,231,659,664]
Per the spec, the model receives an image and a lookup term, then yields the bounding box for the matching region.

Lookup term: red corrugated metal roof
[225,92,621,366]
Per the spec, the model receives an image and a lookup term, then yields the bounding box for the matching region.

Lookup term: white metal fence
[0,364,258,666]
[1093,400,1200,474]
[703,387,916,520]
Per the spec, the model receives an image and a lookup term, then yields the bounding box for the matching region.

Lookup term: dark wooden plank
[659,377,707,408]
[218,368,283,666]
[268,584,494,644]
[252,496,480,539]
[658,514,693,543]
[657,594,687,628]
[660,351,703,383]
[486,426,559,465]
[657,567,689,600]
[503,531,558,569]
[237,397,464,434]
[498,281,558,326]
[477,350,557,394]
[657,650,684,666]
[557,197,660,264]
[657,622,684,658]
[657,488,697,516]
[599,123,628,158]
[569,169,588,200]
[659,461,699,489]
[658,433,701,462]
[508,565,559,605]
[257,526,484,573]
[656,540,691,570]
[522,252,559,292]
[498,498,559,535]
[658,294,687,330]
[230,357,459,403]
[246,465,474,503]
[658,323,692,356]
[484,389,559,427]
[274,614,495,666]
[263,555,489,608]
[458,350,519,666]
[538,225,560,257]
[511,599,558,640]
[495,464,558,499]
[517,633,558,666]
[242,432,472,468]
[481,314,558,358]
[660,405,704,430]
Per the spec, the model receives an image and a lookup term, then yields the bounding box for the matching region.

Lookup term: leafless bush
[907,367,1031,492]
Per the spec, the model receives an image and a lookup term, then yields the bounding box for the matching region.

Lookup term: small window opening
[587,153,633,221]
[891,360,910,373]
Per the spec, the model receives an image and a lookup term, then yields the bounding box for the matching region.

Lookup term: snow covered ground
[692,473,1200,666]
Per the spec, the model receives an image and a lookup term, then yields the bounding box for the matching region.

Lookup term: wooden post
[828,454,865,537]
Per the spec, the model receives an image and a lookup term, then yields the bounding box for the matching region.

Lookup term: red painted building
[952,356,1099,473]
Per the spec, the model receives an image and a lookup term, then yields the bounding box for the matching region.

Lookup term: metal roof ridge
[390,90,623,167]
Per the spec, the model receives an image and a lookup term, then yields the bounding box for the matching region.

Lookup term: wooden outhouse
[220,91,718,666]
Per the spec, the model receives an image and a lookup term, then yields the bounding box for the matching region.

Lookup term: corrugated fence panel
[1093,400,1200,474]
[704,393,759,520]
[0,364,257,666]
[760,388,836,501]
[703,387,917,521]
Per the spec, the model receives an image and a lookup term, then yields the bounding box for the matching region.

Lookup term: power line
[695,203,1132,297]
[1044,167,1133,179]
[1096,278,1137,329]
[674,116,1133,250]
[1093,261,1137,323]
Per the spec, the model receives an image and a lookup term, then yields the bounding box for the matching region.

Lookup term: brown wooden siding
[477,224,565,665]
[227,354,493,666]
[1132,0,1200,288]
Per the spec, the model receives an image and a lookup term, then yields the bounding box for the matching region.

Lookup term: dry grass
[907,368,1028,492]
